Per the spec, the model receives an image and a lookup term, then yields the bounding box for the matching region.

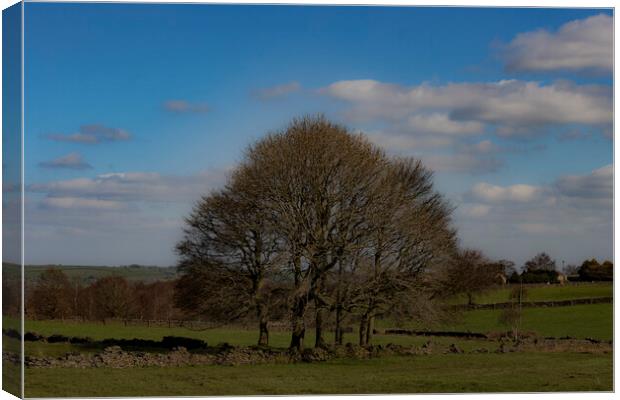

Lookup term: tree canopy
[175,116,459,349]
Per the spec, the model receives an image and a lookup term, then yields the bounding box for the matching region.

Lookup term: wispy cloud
[366,131,455,151]
[25,168,231,265]
[557,129,596,142]
[163,100,210,113]
[367,134,545,175]
[462,204,491,218]
[254,81,301,100]
[47,124,131,144]
[40,197,126,211]
[29,169,230,204]
[456,164,612,264]
[465,164,612,207]
[503,14,612,74]
[38,153,92,170]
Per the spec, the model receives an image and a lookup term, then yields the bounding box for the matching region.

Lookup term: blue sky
[3,2,22,264]
[20,4,613,268]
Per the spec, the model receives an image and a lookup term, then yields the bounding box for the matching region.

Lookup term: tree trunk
[314,302,327,348]
[366,314,375,345]
[290,317,305,351]
[257,301,269,347]
[334,260,344,345]
[289,253,306,351]
[258,318,269,347]
[359,313,368,346]
[310,261,329,349]
[290,294,307,351]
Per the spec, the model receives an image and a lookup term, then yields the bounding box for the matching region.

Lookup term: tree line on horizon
[13,251,610,328]
[21,272,178,323]
[503,253,613,284]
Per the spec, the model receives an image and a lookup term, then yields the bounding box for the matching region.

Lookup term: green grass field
[18,302,611,349]
[402,303,613,340]
[24,352,612,397]
[454,282,612,305]
[2,361,21,397]
[15,321,494,355]
[8,282,614,396]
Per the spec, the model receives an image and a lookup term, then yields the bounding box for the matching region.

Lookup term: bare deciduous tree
[176,183,283,346]
[233,116,391,349]
[344,158,457,345]
[30,268,72,320]
[175,115,461,350]
[439,249,500,306]
[91,276,132,322]
[523,252,556,272]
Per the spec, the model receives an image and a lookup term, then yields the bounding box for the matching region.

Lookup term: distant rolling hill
[3,262,179,284]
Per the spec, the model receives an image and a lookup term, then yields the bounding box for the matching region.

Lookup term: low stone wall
[382,329,488,339]
[457,296,613,310]
[24,345,289,368]
[4,329,209,350]
[18,335,612,369]
[23,343,426,368]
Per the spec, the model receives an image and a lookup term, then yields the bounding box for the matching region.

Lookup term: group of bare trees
[175,116,478,350]
[26,270,178,322]
[22,117,505,349]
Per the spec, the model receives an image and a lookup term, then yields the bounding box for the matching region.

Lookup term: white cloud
[324,79,612,132]
[420,139,548,175]
[38,153,92,170]
[366,132,503,174]
[29,169,230,204]
[470,182,544,203]
[423,154,502,175]
[504,14,612,73]
[41,197,126,211]
[463,204,491,218]
[457,165,612,265]
[467,164,612,207]
[555,164,613,201]
[406,113,484,136]
[47,124,131,144]
[323,78,608,176]
[24,168,231,265]
[367,131,455,151]
[254,81,301,100]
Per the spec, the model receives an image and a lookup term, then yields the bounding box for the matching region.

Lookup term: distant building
[556,273,567,285]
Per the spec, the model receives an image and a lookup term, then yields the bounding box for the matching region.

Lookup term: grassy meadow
[17,302,613,348]
[25,353,612,397]
[454,282,612,304]
[9,282,614,396]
